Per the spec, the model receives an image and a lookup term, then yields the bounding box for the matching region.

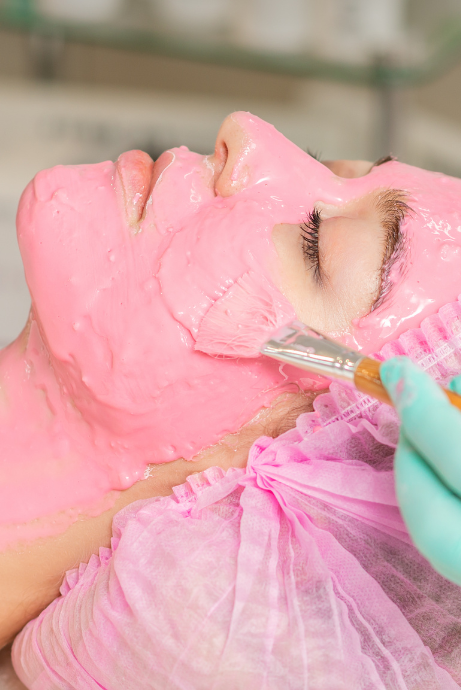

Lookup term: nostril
[213,140,228,193]
[213,114,247,197]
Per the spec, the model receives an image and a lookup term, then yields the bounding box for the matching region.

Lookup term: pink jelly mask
[16,112,461,469]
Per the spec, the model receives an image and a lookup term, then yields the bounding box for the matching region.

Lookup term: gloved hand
[381,356,461,585]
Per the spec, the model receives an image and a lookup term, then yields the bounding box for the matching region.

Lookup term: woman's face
[16,112,461,471]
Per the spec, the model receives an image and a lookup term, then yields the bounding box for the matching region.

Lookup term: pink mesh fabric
[317,295,461,430]
[12,297,461,689]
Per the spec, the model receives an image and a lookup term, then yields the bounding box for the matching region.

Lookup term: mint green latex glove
[381,356,461,585]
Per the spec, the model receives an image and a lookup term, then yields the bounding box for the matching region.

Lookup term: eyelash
[300,208,322,283]
[307,148,322,162]
[373,154,396,167]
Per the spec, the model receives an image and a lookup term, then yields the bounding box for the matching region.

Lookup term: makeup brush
[261,320,461,411]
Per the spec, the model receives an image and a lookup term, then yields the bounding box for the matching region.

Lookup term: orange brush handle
[354,357,461,411]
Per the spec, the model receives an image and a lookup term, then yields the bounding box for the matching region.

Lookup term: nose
[211,114,249,197]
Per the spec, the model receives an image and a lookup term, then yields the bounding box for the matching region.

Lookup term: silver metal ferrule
[261,320,363,382]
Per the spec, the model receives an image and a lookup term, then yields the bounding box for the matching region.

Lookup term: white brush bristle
[195,271,296,358]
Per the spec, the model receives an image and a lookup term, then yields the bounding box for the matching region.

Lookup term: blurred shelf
[2,2,461,87]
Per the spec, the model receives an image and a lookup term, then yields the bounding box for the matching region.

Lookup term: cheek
[159,197,278,337]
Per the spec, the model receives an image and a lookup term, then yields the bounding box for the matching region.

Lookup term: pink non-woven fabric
[12,429,461,688]
[12,298,461,689]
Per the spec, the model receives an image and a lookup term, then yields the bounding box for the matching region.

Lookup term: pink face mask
[9,111,461,530]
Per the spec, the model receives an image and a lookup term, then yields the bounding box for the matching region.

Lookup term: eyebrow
[371,189,410,311]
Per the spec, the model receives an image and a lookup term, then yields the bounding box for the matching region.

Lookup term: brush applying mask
[194,271,461,410]
[195,271,296,358]
[261,321,461,411]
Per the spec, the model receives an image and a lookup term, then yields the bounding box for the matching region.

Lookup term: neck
[0,319,121,549]
[0,377,314,647]
[141,388,314,494]
[0,316,316,550]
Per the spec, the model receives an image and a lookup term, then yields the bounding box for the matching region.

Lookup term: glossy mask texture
[355,168,461,351]
[2,111,461,539]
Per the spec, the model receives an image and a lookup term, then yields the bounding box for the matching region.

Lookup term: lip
[151,150,174,188]
[116,150,155,226]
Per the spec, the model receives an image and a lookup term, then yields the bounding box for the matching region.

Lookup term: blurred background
[2,4,461,686]
[1,0,461,349]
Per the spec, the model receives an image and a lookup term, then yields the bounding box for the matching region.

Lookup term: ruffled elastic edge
[60,546,113,596]
[59,464,246,597]
[304,296,461,433]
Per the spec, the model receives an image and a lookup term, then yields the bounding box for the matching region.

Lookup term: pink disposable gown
[12,298,461,690]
